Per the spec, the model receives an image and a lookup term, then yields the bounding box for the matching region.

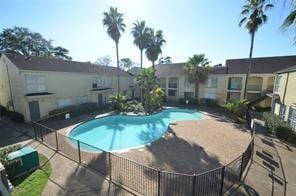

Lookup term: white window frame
[206,77,217,88]
[25,74,47,94]
[204,92,217,99]
[57,98,72,108]
[288,107,296,131]
[274,75,282,93]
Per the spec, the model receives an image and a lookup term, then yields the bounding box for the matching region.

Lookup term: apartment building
[155,55,296,107]
[0,53,132,122]
[272,66,296,130]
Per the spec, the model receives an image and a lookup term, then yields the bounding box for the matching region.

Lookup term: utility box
[6,147,39,178]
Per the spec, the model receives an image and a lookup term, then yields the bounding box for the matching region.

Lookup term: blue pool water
[69,108,204,152]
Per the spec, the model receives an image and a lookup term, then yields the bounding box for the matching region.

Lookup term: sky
[0,0,295,67]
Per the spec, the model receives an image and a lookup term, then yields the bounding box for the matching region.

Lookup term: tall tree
[281,2,296,44]
[158,56,172,64]
[0,27,72,59]
[102,7,126,95]
[95,55,113,66]
[120,58,134,71]
[183,54,210,102]
[145,29,165,78]
[131,20,151,69]
[239,0,273,99]
[52,46,72,60]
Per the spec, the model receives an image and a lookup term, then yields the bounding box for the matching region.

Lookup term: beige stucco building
[155,55,296,107]
[272,66,296,130]
[0,54,133,122]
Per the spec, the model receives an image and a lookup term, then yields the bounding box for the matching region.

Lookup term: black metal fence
[32,114,254,196]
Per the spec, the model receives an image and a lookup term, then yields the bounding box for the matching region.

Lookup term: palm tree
[281,2,296,43]
[145,29,165,78]
[183,54,210,102]
[102,7,126,95]
[131,20,151,69]
[239,0,273,99]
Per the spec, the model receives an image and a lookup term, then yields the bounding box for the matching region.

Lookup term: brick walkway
[231,122,296,196]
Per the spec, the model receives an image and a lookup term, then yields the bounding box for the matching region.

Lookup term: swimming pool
[68,108,204,152]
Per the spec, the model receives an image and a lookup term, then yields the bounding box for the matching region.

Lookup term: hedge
[49,102,107,117]
[0,144,22,180]
[263,112,296,144]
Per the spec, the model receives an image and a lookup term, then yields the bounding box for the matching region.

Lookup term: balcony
[247,84,262,92]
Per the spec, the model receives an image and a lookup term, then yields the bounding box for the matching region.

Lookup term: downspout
[5,59,14,111]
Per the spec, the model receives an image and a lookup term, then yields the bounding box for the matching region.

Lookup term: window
[206,77,217,88]
[92,76,110,88]
[168,77,178,88]
[184,79,193,87]
[274,75,282,92]
[228,77,242,90]
[57,98,72,108]
[288,107,296,131]
[25,75,46,94]
[76,96,88,104]
[204,92,217,99]
[279,104,287,120]
[159,78,166,89]
[168,89,176,96]
[184,92,194,98]
[227,92,241,102]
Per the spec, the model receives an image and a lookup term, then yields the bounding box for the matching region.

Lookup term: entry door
[29,101,40,121]
[98,94,103,105]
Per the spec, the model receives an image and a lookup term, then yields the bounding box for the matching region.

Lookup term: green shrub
[263,112,296,145]
[110,93,128,112]
[0,105,7,116]
[49,102,101,117]
[224,99,248,121]
[263,112,288,133]
[7,111,24,123]
[0,144,22,180]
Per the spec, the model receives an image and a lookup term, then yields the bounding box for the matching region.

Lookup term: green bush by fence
[263,112,296,144]
[0,144,22,180]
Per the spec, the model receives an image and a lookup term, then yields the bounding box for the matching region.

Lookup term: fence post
[54,131,59,151]
[157,169,161,196]
[32,123,37,139]
[77,140,81,163]
[220,166,225,196]
[239,153,245,180]
[40,126,44,143]
[108,152,112,181]
[192,174,196,196]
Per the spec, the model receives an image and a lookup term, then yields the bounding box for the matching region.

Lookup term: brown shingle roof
[225,55,296,74]
[276,65,296,74]
[155,63,226,77]
[5,54,130,77]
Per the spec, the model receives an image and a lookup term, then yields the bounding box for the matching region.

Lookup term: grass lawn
[12,154,52,196]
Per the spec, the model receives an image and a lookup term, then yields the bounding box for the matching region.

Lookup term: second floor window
[228,77,242,90]
[206,77,217,88]
[168,77,178,88]
[274,75,282,92]
[92,76,110,88]
[25,75,46,94]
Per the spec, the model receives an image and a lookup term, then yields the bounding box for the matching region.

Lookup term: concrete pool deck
[54,108,251,174]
